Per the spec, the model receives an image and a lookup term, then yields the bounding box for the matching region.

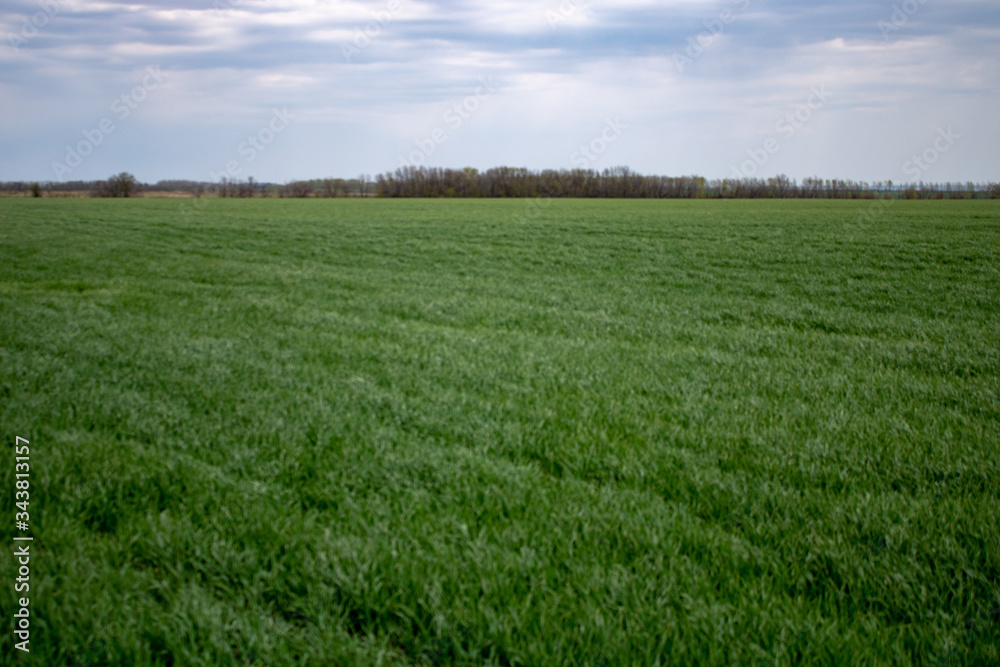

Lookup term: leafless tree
[283,181,313,198]
[91,172,139,198]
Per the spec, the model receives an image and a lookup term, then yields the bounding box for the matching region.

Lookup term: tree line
[1,173,140,198]
[0,175,374,198]
[3,168,999,200]
[373,167,1000,200]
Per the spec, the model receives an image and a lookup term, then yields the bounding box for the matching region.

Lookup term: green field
[1,198,998,665]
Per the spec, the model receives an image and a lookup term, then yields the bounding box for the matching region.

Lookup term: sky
[1,0,997,185]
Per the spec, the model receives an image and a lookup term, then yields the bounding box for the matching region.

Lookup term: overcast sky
[1,0,997,184]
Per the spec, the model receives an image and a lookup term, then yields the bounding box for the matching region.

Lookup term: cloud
[1,0,997,182]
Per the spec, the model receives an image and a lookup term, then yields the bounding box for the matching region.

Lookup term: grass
[1,198,998,665]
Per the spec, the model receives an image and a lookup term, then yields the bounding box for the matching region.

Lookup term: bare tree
[283,181,313,198]
[111,172,139,197]
[91,172,139,198]
[768,174,793,198]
